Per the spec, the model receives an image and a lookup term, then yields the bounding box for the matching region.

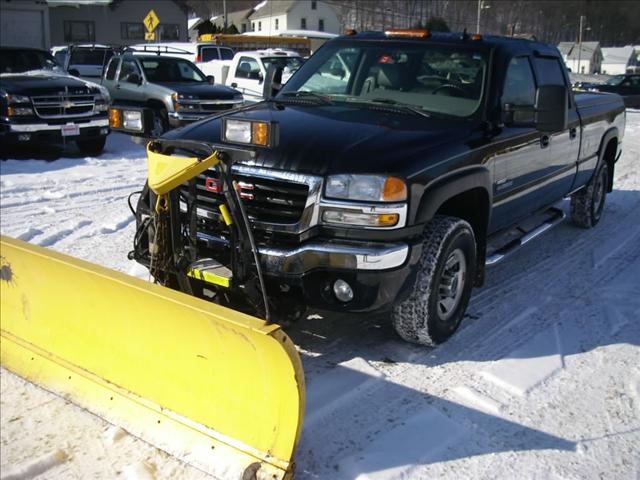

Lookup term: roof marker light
[345,28,357,36]
[384,29,431,38]
[472,34,483,41]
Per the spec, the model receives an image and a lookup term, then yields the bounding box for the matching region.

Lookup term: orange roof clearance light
[384,29,431,38]
[345,28,357,36]
[471,34,483,41]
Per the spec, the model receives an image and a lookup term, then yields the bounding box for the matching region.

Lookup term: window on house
[300,18,307,29]
[252,22,255,31]
[242,23,247,33]
[275,18,279,30]
[121,22,145,40]
[64,21,95,42]
[311,1,317,9]
[159,24,179,41]
[258,21,262,32]
[318,19,324,31]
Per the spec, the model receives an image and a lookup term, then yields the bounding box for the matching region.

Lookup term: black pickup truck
[0,47,110,155]
[133,30,626,346]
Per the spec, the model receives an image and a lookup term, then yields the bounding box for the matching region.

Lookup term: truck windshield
[281,43,488,118]
[140,58,206,83]
[0,49,62,74]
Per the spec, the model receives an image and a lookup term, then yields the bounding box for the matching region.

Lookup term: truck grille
[182,169,310,225]
[31,94,96,119]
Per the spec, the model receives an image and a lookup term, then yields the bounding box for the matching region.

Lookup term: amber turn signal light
[109,108,122,129]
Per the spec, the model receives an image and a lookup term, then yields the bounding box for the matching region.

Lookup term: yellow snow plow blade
[0,236,305,480]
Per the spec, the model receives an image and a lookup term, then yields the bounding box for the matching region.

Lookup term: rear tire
[76,136,106,156]
[392,216,476,346]
[570,162,608,228]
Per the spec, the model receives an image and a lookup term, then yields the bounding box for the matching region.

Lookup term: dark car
[0,47,110,154]
[575,73,640,108]
[101,52,243,138]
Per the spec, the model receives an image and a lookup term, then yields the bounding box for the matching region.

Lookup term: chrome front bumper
[8,118,109,132]
[196,232,409,274]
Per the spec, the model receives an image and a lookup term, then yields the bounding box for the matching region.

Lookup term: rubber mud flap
[0,236,305,480]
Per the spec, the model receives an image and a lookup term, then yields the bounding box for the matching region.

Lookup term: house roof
[211,8,254,27]
[188,17,202,30]
[558,41,601,60]
[249,0,297,20]
[46,0,112,5]
[601,46,636,65]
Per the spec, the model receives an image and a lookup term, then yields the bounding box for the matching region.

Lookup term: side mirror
[206,75,215,84]
[502,85,567,132]
[535,85,568,132]
[126,73,142,85]
[263,64,284,99]
[258,72,264,84]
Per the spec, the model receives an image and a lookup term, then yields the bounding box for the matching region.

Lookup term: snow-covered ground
[1,114,639,480]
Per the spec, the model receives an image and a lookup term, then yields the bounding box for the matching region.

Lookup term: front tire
[570,162,608,228]
[393,216,476,346]
[76,136,106,156]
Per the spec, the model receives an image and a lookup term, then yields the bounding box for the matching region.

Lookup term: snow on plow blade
[0,236,305,480]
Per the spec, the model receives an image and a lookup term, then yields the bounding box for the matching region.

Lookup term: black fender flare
[414,166,493,286]
[414,166,493,225]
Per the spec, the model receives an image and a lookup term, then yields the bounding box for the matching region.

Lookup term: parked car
[132,30,626,346]
[102,51,243,139]
[574,73,640,108]
[129,42,234,77]
[0,47,110,154]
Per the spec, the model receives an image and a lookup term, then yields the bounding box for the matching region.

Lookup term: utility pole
[223,0,227,32]
[577,14,585,74]
[476,0,489,34]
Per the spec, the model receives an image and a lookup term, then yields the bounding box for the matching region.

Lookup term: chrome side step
[486,207,566,266]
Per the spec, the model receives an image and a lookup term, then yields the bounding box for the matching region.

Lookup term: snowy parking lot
[1,112,639,479]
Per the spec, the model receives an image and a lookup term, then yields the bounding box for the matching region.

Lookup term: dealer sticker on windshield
[61,123,80,137]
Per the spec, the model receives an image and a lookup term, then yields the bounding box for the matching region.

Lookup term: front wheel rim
[437,248,467,322]
[593,167,606,220]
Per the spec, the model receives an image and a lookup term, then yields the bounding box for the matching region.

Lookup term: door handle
[540,135,550,148]
[570,128,577,139]
[115,84,121,90]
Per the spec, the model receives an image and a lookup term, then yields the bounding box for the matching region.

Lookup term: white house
[247,0,339,36]
[601,46,638,75]
[558,41,602,74]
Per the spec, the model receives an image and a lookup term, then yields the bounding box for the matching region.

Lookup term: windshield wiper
[277,91,333,105]
[344,97,431,118]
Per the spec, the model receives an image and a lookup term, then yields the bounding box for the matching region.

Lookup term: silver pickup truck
[102,51,243,138]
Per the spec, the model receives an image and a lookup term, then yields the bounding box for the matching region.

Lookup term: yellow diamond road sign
[144,9,160,33]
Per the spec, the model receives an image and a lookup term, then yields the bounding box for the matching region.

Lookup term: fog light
[333,279,354,302]
[18,134,31,141]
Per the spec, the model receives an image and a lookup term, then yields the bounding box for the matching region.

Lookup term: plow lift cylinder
[0,236,305,479]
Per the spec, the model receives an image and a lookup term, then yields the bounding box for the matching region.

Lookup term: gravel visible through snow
[1,113,639,479]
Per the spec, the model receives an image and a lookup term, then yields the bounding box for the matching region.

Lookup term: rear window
[220,48,234,60]
[69,49,114,67]
[200,47,219,62]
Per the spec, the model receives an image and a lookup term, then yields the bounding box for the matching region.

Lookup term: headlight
[222,118,272,147]
[7,94,30,104]
[7,106,34,116]
[123,110,143,131]
[171,92,200,111]
[325,175,407,202]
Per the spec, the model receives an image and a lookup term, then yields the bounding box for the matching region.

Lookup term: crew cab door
[115,59,144,103]
[491,56,547,231]
[229,55,264,101]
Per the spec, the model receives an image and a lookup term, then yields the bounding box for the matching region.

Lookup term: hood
[165,101,475,177]
[156,82,240,100]
[0,71,101,96]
